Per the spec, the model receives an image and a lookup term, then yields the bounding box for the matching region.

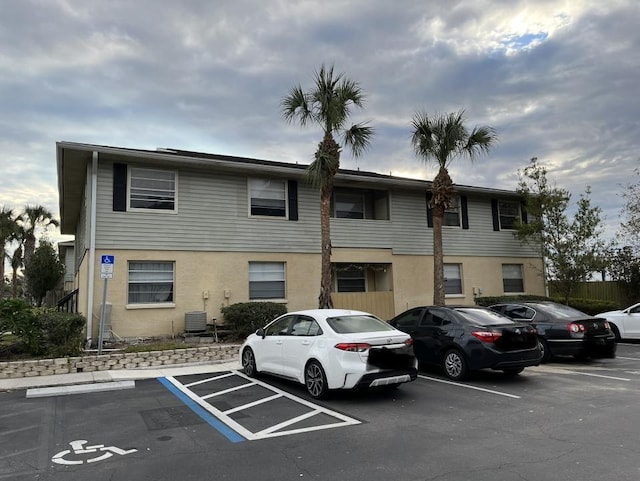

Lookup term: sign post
[98,255,114,355]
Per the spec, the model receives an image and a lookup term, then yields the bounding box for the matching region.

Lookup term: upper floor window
[498,201,521,230]
[444,196,461,227]
[128,261,174,304]
[129,168,176,211]
[502,264,524,293]
[332,188,389,220]
[249,262,286,299]
[444,263,463,295]
[249,179,287,217]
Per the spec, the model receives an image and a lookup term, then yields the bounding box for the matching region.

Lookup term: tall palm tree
[282,64,374,308]
[0,206,21,299]
[22,205,59,270]
[411,110,497,306]
[10,223,25,298]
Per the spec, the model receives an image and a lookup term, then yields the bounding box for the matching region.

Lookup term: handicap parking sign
[100,255,115,279]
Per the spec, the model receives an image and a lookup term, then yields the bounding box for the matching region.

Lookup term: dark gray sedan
[490,301,616,362]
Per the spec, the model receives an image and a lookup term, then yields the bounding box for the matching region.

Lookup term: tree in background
[515,158,607,302]
[608,170,640,304]
[281,64,374,308]
[24,240,64,307]
[619,169,640,254]
[0,206,21,299]
[22,205,59,270]
[411,110,497,306]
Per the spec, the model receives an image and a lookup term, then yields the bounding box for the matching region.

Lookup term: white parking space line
[563,371,630,381]
[616,356,640,361]
[164,371,361,441]
[184,372,235,388]
[418,375,521,399]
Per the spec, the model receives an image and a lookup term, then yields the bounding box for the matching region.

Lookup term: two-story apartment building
[56,141,544,341]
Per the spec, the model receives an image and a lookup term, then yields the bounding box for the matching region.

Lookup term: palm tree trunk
[318,184,334,309]
[0,248,5,299]
[23,234,35,270]
[432,204,445,306]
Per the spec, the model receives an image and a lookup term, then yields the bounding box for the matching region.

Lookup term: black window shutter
[113,163,127,212]
[288,180,298,221]
[491,199,500,231]
[461,195,469,230]
[426,192,433,228]
[521,201,528,224]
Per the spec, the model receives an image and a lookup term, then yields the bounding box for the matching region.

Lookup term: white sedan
[239,309,418,399]
[596,303,640,340]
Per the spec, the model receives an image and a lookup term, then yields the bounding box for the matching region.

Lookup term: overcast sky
[1,0,638,245]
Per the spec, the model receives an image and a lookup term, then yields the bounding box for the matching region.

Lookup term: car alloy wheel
[443,349,468,381]
[305,360,328,399]
[242,348,257,377]
[538,338,551,363]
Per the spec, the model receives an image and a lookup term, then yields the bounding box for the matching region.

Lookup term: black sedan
[389,306,542,381]
[489,301,616,362]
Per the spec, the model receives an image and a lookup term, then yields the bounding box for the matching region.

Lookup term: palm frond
[342,122,374,158]
[281,85,312,126]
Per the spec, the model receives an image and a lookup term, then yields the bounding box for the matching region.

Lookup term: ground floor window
[249,262,286,299]
[444,263,463,295]
[333,263,391,293]
[128,261,174,304]
[502,264,524,293]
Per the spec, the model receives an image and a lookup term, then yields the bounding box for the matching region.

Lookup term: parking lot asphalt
[3,344,640,480]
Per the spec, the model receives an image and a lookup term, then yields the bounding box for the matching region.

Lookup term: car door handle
[276,340,283,345]
[301,341,310,346]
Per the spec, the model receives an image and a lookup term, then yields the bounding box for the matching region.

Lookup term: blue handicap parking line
[157,377,246,443]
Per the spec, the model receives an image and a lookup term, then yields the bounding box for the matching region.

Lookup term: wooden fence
[548,281,627,307]
[332,291,395,320]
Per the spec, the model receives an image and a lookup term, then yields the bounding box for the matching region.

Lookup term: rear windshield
[455,308,515,326]
[326,315,395,334]
[533,303,588,318]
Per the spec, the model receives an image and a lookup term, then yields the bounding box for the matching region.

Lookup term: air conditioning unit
[184,311,207,333]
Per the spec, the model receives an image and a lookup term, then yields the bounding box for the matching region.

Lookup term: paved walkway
[0,360,242,394]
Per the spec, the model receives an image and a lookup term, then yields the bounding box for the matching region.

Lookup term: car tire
[539,338,552,363]
[502,367,524,376]
[442,349,469,381]
[609,323,621,342]
[305,360,329,399]
[242,348,258,378]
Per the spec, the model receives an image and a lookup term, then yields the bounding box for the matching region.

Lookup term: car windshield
[455,308,515,326]
[533,303,588,318]
[326,315,395,334]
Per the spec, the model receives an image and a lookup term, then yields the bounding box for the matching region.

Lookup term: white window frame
[249,262,286,300]
[502,264,525,293]
[127,261,175,308]
[248,178,288,218]
[443,196,461,227]
[444,263,463,296]
[498,200,521,230]
[128,167,177,212]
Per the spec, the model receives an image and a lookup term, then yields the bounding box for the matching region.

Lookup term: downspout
[86,151,98,345]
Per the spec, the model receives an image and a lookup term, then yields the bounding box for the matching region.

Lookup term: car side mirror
[256,328,265,339]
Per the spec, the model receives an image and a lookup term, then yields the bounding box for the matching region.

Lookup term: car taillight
[404,338,414,347]
[472,331,502,343]
[567,322,586,333]
[334,342,371,352]
[604,321,611,330]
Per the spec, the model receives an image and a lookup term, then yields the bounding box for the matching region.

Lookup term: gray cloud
[0,0,638,244]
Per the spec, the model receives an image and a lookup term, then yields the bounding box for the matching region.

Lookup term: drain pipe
[86,151,98,347]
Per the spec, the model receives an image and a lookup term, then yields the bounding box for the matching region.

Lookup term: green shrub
[221,302,287,339]
[474,295,550,307]
[34,309,86,357]
[0,299,86,357]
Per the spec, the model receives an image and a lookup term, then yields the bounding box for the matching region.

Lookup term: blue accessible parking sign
[100,255,115,279]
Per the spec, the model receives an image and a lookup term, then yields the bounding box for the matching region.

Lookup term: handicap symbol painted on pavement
[52,440,137,466]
